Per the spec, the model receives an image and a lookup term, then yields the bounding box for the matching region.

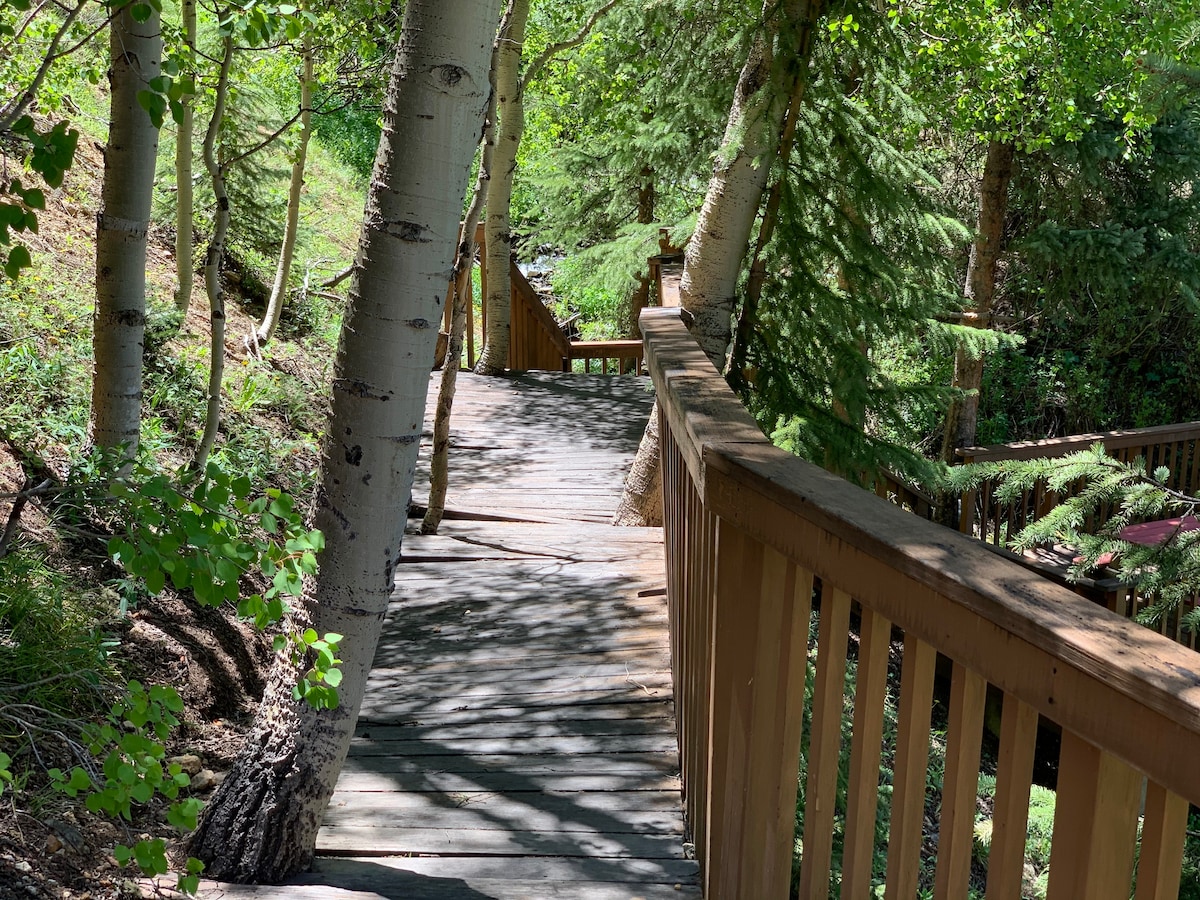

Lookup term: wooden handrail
[960,420,1200,462]
[642,307,1200,900]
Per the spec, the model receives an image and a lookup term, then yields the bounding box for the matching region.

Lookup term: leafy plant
[49,678,205,893]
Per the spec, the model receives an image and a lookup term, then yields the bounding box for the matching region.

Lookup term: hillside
[0,99,365,899]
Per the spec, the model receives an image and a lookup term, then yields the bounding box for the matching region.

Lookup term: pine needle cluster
[742,1,970,487]
[946,445,1200,631]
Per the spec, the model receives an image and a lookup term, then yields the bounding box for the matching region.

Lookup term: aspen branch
[0,478,53,560]
[0,0,89,132]
[521,0,624,87]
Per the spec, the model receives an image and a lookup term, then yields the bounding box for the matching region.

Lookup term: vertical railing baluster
[841,606,892,896]
[933,663,986,900]
[1135,782,1189,900]
[1046,732,1141,899]
[986,695,1037,900]
[797,587,851,898]
[883,633,937,900]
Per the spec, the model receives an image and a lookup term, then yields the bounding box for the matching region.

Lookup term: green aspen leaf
[131,781,153,804]
[5,245,32,278]
[323,632,343,645]
[130,3,152,23]
[231,476,253,500]
[68,767,92,792]
[302,627,318,644]
[19,187,45,210]
[113,845,133,866]
[144,568,165,595]
[323,667,342,687]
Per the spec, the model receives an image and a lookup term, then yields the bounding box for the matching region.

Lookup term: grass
[0,547,120,760]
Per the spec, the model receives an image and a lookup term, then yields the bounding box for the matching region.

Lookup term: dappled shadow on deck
[410,372,656,523]
[323,372,697,899]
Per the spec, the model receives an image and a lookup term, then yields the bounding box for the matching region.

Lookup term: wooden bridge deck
[200,373,699,899]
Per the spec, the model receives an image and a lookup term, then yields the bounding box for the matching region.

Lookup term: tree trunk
[474,0,529,376]
[614,0,820,526]
[193,35,235,473]
[255,33,315,347]
[941,139,1016,462]
[188,0,500,880]
[422,22,504,535]
[174,0,197,314]
[612,407,663,526]
[91,1,162,453]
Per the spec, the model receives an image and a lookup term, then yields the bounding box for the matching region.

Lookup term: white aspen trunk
[423,24,504,535]
[187,0,500,880]
[614,0,820,525]
[473,0,528,376]
[174,0,197,314]
[91,2,162,453]
[255,33,315,347]
[193,35,234,473]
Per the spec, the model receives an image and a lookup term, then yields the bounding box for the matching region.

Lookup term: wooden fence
[957,422,1200,540]
[643,307,1200,900]
[468,225,646,374]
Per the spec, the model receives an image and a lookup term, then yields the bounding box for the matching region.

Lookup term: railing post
[705,516,811,900]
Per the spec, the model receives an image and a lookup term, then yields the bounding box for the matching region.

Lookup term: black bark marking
[333,378,390,401]
[407,317,431,329]
[384,220,430,242]
[114,309,146,326]
[345,445,363,466]
[437,64,465,86]
[361,473,372,485]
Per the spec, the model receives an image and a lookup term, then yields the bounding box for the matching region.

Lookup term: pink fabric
[1118,515,1200,546]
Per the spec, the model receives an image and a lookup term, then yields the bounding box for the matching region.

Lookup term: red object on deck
[1118,515,1200,546]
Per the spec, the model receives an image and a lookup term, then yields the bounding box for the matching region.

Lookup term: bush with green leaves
[22,454,345,892]
[92,454,342,706]
[50,679,206,894]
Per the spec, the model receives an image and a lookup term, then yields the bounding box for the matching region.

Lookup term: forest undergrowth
[0,80,358,897]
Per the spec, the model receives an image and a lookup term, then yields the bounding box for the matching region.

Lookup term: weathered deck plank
[190,372,697,899]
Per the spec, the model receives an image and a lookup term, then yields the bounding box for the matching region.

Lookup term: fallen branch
[0,477,53,559]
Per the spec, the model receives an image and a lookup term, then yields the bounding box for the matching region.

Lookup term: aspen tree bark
[474,0,528,376]
[423,21,504,535]
[474,0,622,375]
[188,0,500,880]
[193,35,235,472]
[91,2,162,453]
[614,0,821,526]
[256,33,315,347]
[174,0,197,313]
[941,139,1016,462]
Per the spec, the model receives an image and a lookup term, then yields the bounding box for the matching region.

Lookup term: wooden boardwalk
[201,373,699,899]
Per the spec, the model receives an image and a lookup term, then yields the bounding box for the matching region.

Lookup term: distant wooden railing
[643,307,1200,900]
[957,421,1200,539]
[471,225,647,374]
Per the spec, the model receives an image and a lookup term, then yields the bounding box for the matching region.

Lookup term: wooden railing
[643,307,1200,900]
[470,225,648,374]
[957,422,1200,540]
[567,339,644,374]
